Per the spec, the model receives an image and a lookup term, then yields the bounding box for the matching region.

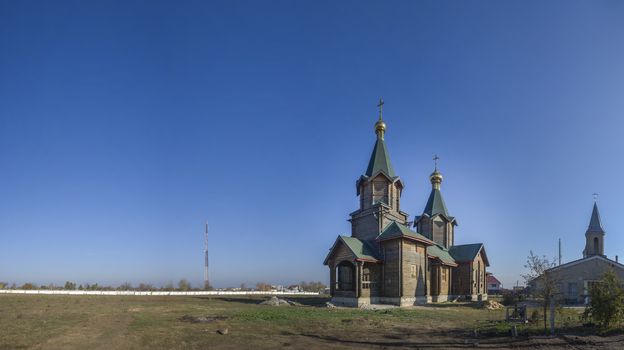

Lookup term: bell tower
[583,199,605,258]
[349,99,408,241]
[414,157,457,249]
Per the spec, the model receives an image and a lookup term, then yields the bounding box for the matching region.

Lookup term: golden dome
[430,170,443,188]
[375,118,386,136]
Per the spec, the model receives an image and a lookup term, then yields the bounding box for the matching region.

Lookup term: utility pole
[558,238,562,266]
[204,221,210,290]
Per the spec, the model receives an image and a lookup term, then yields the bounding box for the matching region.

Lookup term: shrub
[20,283,37,290]
[501,292,514,306]
[582,269,624,328]
[530,309,541,323]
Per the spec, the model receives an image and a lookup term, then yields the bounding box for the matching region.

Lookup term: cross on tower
[433,154,440,171]
[593,193,599,202]
[377,98,384,119]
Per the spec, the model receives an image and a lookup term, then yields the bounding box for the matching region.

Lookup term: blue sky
[1,1,624,289]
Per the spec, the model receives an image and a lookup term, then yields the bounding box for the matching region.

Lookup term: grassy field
[1,294,622,349]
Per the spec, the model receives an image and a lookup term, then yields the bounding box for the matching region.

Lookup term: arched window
[594,237,599,254]
[336,261,355,291]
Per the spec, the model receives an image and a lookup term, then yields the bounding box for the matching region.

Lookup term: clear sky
[1,1,624,289]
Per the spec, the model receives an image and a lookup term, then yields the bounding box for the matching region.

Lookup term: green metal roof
[449,243,487,265]
[323,236,381,265]
[365,138,395,178]
[423,188,449,217]
[377,221,434,244]
[587,202,605,234]
[427,245,457,266]
[339,236,381,261]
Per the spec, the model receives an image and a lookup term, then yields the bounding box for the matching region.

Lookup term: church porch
[329,259,384,307]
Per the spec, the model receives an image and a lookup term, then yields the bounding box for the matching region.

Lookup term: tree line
[0,280,327,292]
[0,279,201,291]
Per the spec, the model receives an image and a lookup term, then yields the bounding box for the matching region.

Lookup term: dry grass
[0,294,622,349]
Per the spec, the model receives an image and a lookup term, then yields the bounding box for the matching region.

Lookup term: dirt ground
[1,294,623,349]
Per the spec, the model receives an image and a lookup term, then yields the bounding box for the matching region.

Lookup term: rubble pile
[480,300,504,310]
[259,296,300,306]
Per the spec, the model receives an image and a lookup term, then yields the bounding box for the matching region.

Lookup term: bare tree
[522,251,560,333]
[118,282,133,291]
[138,283,154,291]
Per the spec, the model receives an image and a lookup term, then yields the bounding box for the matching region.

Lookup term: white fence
[0,290,320,296]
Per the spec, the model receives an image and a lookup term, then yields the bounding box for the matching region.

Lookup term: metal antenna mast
[204,221,210,290]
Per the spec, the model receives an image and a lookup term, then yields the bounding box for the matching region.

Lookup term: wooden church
[324,102,489,307]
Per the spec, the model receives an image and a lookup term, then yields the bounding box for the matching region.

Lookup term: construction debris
[259,296,301,306]
[480,300,504,310]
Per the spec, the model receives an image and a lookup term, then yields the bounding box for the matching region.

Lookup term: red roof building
[487,274,501,294]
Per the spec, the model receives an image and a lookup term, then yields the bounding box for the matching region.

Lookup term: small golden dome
[375,119,386,135]
[430,170,443,187]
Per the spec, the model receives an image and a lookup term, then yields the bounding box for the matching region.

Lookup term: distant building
[487,274,502,295]
[323,104,490,307]
[542,202,624,304]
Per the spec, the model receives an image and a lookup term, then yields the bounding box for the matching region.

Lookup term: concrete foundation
[332,294,488,308]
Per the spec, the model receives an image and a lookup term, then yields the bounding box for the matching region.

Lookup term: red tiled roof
[487,275,501,285]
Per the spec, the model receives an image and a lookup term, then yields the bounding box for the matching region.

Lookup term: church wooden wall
[451,262,472,296]
[351,206,408,241]
[418,217,432,240]
[401,240,427,298]
[446,222,454,247]
[473,252,486,295]
[440,265,451,295]
[381,239,401,297]
[418,216,454,249]
[381,211,408,231]
[360,263,381,298]
[350,213,380,241]
[358,175,402,211]
[359,181,373,210]
[429,264,451,296]
[432,218,446,247]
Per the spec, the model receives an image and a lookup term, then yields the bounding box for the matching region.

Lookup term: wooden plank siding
[381,239,401,297]
[401,240,427,298]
